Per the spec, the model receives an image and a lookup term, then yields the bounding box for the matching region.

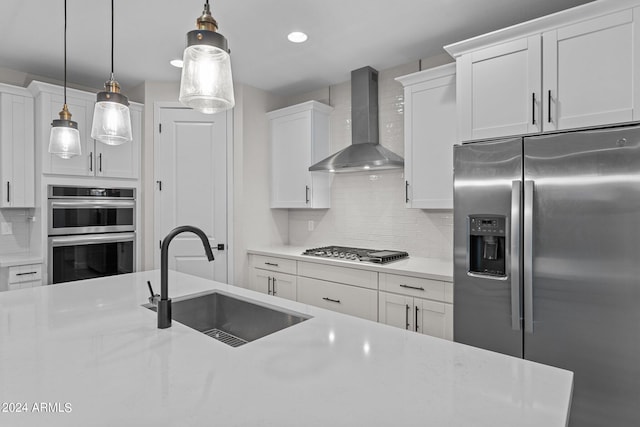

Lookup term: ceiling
[0,0,595,97]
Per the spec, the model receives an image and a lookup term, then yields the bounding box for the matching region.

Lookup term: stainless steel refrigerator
[453,124,640,427]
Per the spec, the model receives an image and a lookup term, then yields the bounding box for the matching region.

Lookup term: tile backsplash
[289,171,453,260]
[285,60,453,261]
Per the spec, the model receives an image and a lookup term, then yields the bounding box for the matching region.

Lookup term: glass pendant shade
[91,90,132,145]
[49,115,82,159]
[179,1,235,115]
[179,42,235,114]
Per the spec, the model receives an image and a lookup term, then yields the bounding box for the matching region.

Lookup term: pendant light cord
[64,0,67,105]
[111,0,114,78]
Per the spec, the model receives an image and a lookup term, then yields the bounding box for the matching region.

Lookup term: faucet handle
[147,281,161,306]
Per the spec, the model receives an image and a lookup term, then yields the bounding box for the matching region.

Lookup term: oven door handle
[49,200,135,209]
[49,232,136,247]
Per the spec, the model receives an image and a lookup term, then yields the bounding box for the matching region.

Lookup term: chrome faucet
[158,225,215,329]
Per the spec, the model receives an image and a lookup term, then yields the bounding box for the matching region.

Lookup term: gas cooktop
[302,246,409,264]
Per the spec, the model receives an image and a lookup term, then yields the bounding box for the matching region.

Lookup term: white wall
[280,54,455,261]
[138,81,180,271]
[233,84,288,287]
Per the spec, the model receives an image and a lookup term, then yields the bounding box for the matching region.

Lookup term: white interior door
[155,106,228,283]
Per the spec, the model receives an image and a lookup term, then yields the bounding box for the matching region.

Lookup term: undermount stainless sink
[143,290,310,347]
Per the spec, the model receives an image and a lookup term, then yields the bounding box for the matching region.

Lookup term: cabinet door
[297,276,378,321]
[96,106,141,179]
[543,9,640,131]
[249,269,297,301]
[416,298,453,340]
[458,35,541,141]
[250,268,271,295]
[45,95,95,176]
[271,272,297,301]
[270,111,312,208]
[0,93,34,208]
[403,69,456,209]
[379,292,414,331]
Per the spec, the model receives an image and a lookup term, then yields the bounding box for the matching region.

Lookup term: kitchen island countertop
[0,270,572,426]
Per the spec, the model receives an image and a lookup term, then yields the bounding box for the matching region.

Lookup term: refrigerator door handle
[510,180,522,331]
[524,180,535,334]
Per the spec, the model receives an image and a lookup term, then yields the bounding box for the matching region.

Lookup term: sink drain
[202,328,248,347]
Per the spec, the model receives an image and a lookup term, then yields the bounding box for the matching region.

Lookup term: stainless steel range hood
[309,66,404,173]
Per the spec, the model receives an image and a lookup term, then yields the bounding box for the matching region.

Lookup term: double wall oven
[47,186,136,284]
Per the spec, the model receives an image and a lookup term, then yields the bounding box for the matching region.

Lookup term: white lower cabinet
[379,292,452,340]
[247,253,452,330]
[1,264,43,292]
[297,276,378,322]
[378,273,453,340]
[250,269,297,301]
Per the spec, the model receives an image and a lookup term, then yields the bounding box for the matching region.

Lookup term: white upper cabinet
[543,9,640,131]
[268,101,333,209]
[446,1,640,141]
[397,63,457,209]
[95,105,142,179]
[0,85,35,208]
[29,81,141,179]
[457,36,541,141]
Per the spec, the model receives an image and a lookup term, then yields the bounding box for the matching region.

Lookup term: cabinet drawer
[297,277,378,322]
[250,255,296,275]
[379,273,452,303]
[298,261,378,290]
[9,264,42,284]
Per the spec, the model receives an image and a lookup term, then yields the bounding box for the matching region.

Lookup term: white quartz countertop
[248,246,454,282]
[0,271,572,426]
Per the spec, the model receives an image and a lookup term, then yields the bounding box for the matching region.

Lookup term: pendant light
[90,0,132,146]
[49,0,82,159]
[179,0,235,114]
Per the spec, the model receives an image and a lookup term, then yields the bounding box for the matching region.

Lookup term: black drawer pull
[531,93,536,125]
[400,284,424,291]
[264,262,279,267]
[16,271,38,276]
[322,297,341,304]
[405,304,410,330]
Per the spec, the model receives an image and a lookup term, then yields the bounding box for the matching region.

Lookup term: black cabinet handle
[272,277,277,296]
[267,276,272,295]
[415,306,419,332]
[531,93,536,125]
[322,297,341,304]
[89,152,93,172]
[6,181,9,203]
[405,181,409,203]
[405,304,410,330]
[264,262,279,267]
[305,185,310,204]
[16,271,37,276]
[400,284,424,291]
[548,90,552,123]
[99,153,103,172]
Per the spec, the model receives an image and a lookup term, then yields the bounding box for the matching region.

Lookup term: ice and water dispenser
[468,216,506,276]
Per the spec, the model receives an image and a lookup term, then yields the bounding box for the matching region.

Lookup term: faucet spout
[158,225,215,329]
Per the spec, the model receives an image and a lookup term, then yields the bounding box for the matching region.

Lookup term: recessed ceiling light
[287,31,308,43]
[170,59,184,68]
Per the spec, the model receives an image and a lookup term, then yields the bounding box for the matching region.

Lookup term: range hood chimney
[309,66,404,173]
